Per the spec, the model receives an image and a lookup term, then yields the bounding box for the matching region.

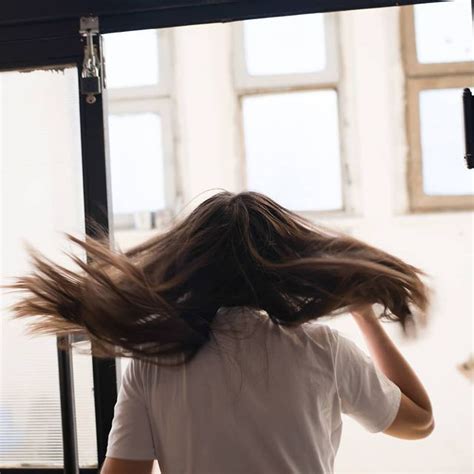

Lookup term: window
[402,0,474,211]
[0,67,97,468]
[233,13,344,213]
[103,29,177,230]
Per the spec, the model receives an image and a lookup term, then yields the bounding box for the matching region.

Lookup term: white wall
[172,22,242,204]
[117,7,473,473]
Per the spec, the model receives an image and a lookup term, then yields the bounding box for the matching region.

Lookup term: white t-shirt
[106,306,401,473]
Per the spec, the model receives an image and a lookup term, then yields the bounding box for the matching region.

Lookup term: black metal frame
[77,32,119,466]
[0,0,451,472]
[57,337,79,473]
[463,88,474,169]
[0,0,445,27]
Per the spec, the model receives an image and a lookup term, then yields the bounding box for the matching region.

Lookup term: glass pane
[103,29,160,88]
[108,113,166,214]
[243,14,326,75]
[0,67,95,467]
[73,343,98,468]
[419,87,474,195]
[242,90,342,211]
[414,0,473,64]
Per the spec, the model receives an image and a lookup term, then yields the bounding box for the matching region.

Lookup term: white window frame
[105,28,173,100]
[233,13,339,91]
[104,28,178,230]
[232,13,351,217]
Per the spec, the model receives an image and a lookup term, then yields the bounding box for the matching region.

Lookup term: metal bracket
[80,16,103,104]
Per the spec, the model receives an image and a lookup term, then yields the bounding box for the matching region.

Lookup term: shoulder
[300,321,338,345]
[121,358,161,388]
[302,324,367,362]
[298,321,340,361]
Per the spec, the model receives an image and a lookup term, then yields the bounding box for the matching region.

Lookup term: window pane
[242,90,342,211]
[243,14,326,75]
[108,113,166,214]
[103,30,160,88]
[73,344,98,468]
[0,67,86,467]
[414,0,473,64]
[419,87,474,195]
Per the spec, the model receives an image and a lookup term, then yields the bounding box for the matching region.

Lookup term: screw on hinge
[80,16,102,104]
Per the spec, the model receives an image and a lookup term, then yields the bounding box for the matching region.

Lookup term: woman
[4,191,434,473]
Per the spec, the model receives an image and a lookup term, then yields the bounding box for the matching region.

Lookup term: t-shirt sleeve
[105,358,156,460]
[330,327,402,433]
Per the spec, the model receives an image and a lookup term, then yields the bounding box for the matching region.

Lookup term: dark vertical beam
[57,336,79,474]
[91,358,118,464]
[76,32,117,467]
[463,88,474,169]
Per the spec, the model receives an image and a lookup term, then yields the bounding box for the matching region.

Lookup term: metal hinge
[79,16,104,104]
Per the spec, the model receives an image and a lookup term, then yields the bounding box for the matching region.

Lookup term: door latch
[79,16,103,104]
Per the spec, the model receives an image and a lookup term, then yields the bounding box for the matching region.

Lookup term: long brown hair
[2,191,430,364]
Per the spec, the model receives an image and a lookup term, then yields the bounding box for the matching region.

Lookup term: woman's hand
[348,303,378,322]
[342,304,435,440]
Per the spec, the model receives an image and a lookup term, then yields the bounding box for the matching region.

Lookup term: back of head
[146,191,321,318]
[3,190,430,364]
